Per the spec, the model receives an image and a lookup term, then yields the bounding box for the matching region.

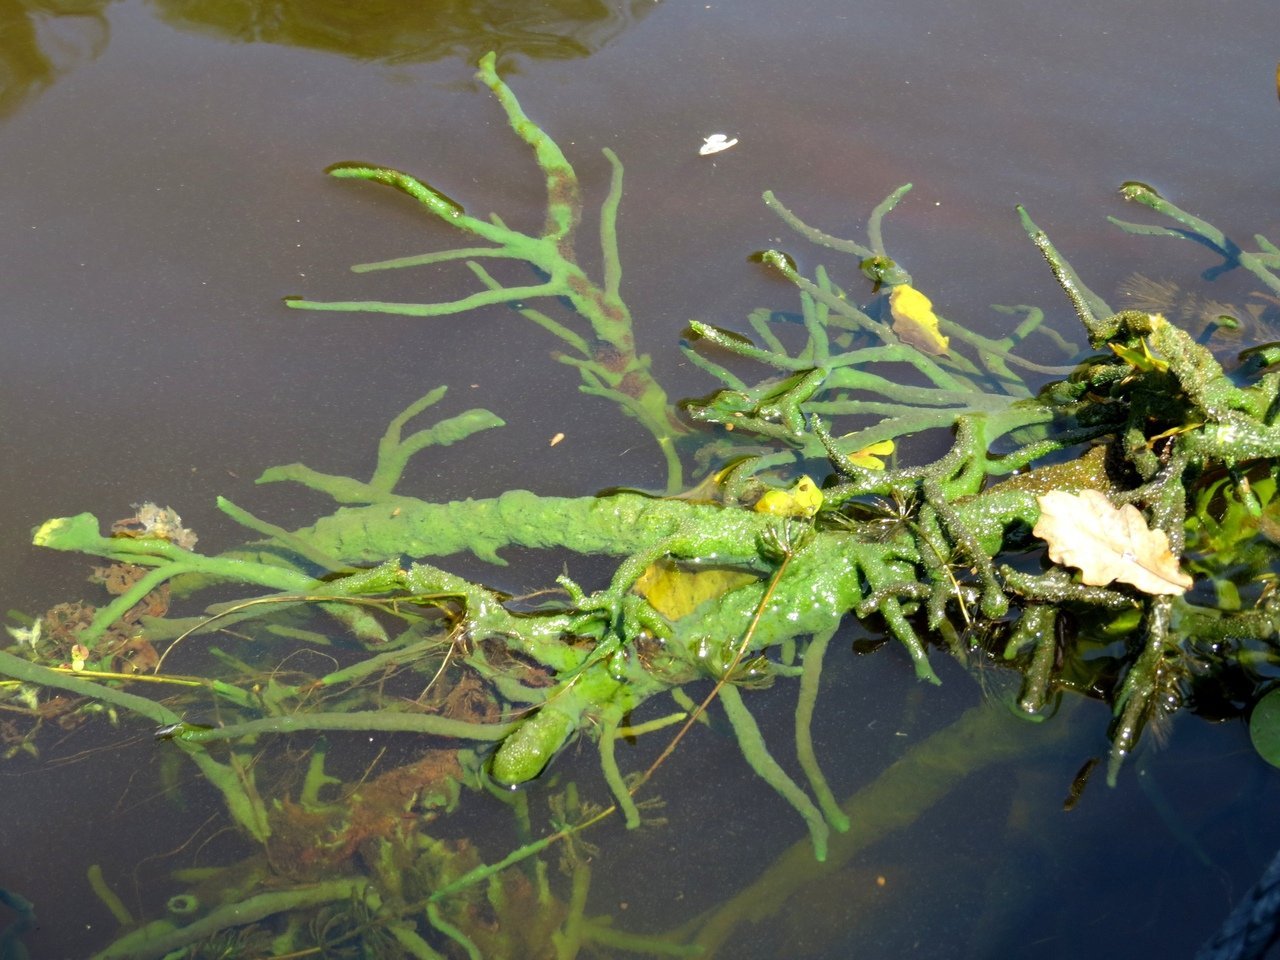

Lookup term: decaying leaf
[110,503,198,550]
[1033,489,1193,595]
[633,559,757,620]
[889,283,949,356]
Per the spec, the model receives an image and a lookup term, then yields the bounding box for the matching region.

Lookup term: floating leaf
[845,439,895,471]
[888,283,949,355]
[1033,489,1193,595]
[1251,687,1280,767]
[633,559,757,620]
[698,133,738,156]
[754,475,824,518]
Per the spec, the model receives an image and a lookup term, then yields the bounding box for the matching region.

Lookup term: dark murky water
[2,1,1279,957]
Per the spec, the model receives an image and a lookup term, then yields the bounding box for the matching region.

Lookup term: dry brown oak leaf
[1032,489,1193,596]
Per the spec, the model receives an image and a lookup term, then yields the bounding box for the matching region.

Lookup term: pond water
[2,1,1280,957]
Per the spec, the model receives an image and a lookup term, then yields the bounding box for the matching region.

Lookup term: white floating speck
[699,133,738,156]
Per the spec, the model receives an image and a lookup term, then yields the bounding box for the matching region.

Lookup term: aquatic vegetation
[286,52,689,491]
[5,54,1280,959]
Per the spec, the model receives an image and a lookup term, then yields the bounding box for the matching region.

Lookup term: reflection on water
[147,0,659,64]
[2,0,1280,957]
[1,0,656,119]
[0,0,110,118]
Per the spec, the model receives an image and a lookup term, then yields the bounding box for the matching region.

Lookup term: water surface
[2,1,1279,956]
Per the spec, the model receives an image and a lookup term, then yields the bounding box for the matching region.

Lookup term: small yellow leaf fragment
[1109,336,1168,372]
[888,284,949,356]
[1146,421,1202,447]
[754,475,824,518]
[1033,489,1193,595]
[846,439,895,471]
[549,432,565,447]
[32,517,71,547]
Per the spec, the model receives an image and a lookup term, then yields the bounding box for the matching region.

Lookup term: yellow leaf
[1032,489,1193,595]
[753,475,824,517]
[1109,336,1168,372]
[672,461,747,504]
[846,439,895,471]
[1146,421,1202,447]
[889,284,949,356]
[633,559,758,620]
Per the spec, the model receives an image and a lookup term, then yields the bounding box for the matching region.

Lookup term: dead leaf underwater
[1032,489,1193,596]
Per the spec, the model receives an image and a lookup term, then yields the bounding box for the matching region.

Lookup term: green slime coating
[491,703,581,785]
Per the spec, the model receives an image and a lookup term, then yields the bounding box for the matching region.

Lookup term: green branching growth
[7,55,1280,960]
[1109,180,1280,298]
[683,185,1084,472]
[254,385,505,505]
[285,52,687,491]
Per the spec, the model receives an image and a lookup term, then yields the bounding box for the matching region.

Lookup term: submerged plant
[5,55,1280,959]
[286,52,689,491]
